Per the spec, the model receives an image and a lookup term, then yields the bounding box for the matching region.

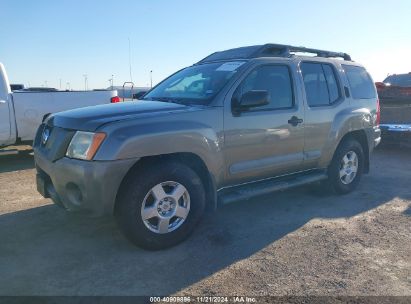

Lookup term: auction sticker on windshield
[216,61,245,72]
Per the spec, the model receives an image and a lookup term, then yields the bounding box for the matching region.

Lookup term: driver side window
[236,65,294,111]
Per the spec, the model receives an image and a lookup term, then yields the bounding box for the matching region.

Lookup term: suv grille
[34,123,76,161]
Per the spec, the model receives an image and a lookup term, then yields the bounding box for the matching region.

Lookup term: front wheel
[328,139,364,194]
[115,161,206,250]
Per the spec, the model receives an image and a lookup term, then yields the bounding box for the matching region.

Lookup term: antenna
[128,37,133,82]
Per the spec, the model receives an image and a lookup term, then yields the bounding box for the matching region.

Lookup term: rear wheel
[328,138,364,194]
[115,161,205,250]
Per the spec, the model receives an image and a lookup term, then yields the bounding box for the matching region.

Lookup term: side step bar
[218,170,328,205]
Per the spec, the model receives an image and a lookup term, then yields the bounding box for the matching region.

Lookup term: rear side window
[343,65,376,99]
[323,64,340,102]
[300,62,341,106]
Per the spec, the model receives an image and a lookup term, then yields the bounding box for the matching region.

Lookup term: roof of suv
[197,43,352,65]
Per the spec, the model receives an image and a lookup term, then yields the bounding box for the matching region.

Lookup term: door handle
[288,116,303,126]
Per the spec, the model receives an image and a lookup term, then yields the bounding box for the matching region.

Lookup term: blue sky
[1,0,410,90]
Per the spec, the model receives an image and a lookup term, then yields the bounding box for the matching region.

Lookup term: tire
[327,138,364,194]
[115,161,206,250]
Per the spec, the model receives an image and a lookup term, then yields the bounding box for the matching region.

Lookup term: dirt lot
[0,146,410,296]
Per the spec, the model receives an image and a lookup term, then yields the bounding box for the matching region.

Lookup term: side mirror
[233,90,269,113]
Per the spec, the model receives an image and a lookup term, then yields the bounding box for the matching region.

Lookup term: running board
[0,149,19,156]
[218,170,328,205]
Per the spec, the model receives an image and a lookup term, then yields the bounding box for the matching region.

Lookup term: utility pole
[108,74,114,89]
[128,38,133,82]
[150,70,153,88]
[83,74,88,91]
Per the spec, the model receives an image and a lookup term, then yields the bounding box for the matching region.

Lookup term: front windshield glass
[143,61,246,104]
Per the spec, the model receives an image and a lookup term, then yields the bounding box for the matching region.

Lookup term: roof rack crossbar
[196,43,352,64]
[257,44,352,61]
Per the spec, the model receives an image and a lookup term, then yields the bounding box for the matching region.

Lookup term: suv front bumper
[34,149,137,216]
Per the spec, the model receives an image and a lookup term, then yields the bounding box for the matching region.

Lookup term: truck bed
[12,90,117,141]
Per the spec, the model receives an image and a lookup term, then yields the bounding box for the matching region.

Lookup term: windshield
[143,61,246,104]
[383,74,411,87]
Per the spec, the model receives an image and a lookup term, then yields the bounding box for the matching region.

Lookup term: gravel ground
[0,146,410,297]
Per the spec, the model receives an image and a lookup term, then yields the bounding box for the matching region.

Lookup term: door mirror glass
[238,90,269,110]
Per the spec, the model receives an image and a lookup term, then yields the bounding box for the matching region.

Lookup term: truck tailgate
[380,99,411,144]
[380,103,411,124]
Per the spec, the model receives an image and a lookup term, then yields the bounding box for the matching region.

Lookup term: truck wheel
[328,138,364,194]
[115,161,205,250]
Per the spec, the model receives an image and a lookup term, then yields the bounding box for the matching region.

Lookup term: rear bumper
[34,149,137,216]
[380,124,411,145]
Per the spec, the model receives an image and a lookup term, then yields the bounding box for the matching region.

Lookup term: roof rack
[197,43,352,64]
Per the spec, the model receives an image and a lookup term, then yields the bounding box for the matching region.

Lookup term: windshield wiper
[143,97,186,104]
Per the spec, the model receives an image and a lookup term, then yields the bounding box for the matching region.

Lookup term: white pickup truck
[0,63,119,150]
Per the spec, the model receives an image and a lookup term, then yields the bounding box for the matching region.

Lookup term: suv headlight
[66,131,106,160]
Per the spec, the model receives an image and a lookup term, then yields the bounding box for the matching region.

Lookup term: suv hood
[47,100,191,131]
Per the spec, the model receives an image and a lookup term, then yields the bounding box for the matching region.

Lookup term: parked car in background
[34,44,380,249]
[376,73,411,146]
[0,63,119,152]
[10,84,24,91]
